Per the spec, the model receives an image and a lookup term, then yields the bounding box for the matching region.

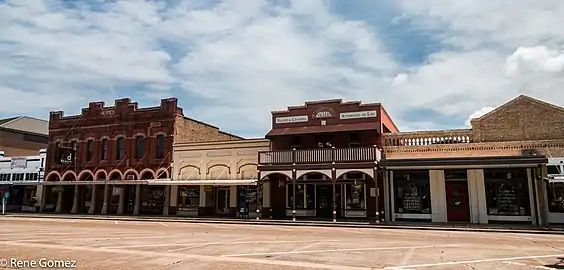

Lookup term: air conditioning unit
[126,175,135,180]
[521,149,538,156]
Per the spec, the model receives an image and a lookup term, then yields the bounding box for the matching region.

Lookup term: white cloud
[466,107,494,126]
[1,0,564,137]
[505,46,564,75]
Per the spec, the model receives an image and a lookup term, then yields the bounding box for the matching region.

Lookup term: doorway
[316,184,333,218]
[215,187,230,215]
[445,181,470,222]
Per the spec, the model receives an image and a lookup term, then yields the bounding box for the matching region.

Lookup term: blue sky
[1,0,564,138]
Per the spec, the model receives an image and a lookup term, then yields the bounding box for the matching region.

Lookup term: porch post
[332,168,337,223]
[55,188,64,213]
[256,170,261,220]
[292,169,296,221]
[374,167,380,223]
[331,147,337,222]
[70,185,80,214]
[292,148,297,221]
[133,184,141,215]
[163,185,171,216]
[88,185,97,214]
[39,185,47,212]
[101,184,110,215]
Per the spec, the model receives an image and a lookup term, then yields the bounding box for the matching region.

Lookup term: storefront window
[237,186,257,213]
[178,187,199,210]
[141,187,165,214]
[344,183,365,209]
[547,183,564,213]
[287,184,315,209]
[484,169,531,216]
[394,170,431,214]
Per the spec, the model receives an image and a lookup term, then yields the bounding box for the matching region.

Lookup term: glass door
[215,187,230,214]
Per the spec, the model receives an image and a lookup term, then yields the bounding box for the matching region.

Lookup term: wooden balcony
[258,147,381,165]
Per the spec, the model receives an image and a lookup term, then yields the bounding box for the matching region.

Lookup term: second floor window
[116,137,125,160]
[156,135,165,158]
[135,136,143,159]
[101,139,108,160]
[87,140,94,161]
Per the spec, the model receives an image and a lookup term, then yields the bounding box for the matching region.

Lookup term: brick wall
[472,97,564,142]
[174,115,242,144]
[0,129,48,157]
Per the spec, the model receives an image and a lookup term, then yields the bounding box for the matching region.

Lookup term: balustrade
[258,147,379,165]
[384,129,474,146]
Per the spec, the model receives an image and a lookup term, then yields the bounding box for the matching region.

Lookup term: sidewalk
[3,213,564,235]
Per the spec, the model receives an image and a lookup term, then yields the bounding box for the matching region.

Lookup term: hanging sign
[340,110,377,119]
[58,147,75,165]
[275,115,308,124]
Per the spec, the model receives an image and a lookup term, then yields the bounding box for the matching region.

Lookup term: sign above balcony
[275,115,308,124]
[312,107,335,119]
[340,110,377,120]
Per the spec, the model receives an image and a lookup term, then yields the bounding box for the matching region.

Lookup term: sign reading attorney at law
[275,115,308,124]
[340,110,377,120]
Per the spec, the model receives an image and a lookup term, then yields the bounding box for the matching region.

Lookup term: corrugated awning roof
[380,155,547,169]
[266,122,379,137]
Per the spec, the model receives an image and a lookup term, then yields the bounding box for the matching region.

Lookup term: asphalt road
[1,217,564,269]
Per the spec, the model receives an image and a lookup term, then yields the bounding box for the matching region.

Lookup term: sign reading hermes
[340,110,377,119]
[275,115,308,124]
[312,107,335,119]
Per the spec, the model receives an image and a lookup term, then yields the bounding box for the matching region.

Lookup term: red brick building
[257,99,398,222]
[41,98,241,215]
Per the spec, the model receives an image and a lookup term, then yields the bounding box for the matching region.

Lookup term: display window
[484,169,530,216]
[393,170,431,214]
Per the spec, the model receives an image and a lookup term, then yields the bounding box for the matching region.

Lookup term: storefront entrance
[215,187,230,215]
[315,184,333,218]
[445,181,470,222]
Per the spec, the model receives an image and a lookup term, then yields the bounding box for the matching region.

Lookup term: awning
[41,180,152,185]
[147,179,257,186]
[380,155,548,169]
[266,122,379,137]
[0,181,41,186]
[545,176,564,183]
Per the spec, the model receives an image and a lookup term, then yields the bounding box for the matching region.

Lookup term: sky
[1,0,564,138]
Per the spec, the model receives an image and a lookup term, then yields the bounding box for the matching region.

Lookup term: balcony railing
[258,147,380,165]
[383,129,474,146]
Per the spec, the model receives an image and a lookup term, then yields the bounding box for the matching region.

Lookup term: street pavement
[1,216,564,269]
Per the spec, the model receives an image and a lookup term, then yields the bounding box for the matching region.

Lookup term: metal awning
[0,181,41,186]
[147,179,257,186]
[380,155,548,169]
[266,122,379,137]
[545,176,564,183]
[40,180,152,185]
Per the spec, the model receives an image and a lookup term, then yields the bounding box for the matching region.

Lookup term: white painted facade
[546,158,564,224]
[0,149,47,211]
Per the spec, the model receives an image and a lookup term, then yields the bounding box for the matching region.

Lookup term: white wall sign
[10,157,27,169]
[370,187,377,197]
[275,115,308,124]
[340,110,377,120]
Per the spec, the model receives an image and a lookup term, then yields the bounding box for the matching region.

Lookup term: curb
[3,214,564,235]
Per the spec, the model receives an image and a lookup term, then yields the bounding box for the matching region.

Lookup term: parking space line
[385,253,564,269]
[109,239,341,249]
[9,235,179,242]
[503,261,557,269]
[2,240,370,270]
[221,244,460,257]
